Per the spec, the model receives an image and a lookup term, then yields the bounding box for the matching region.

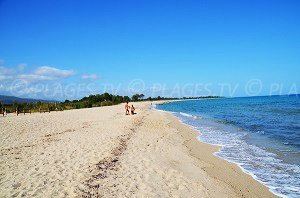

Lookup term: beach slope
[0,101,275,197]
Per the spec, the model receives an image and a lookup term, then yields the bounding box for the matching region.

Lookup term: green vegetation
[131,94,144,101]
[0,93,223,114]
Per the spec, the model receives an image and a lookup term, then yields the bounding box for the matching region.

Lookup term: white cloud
[81,74,98,80]
[0,62,89,99]
[17,74,54,82]
[34,66,75,78]
[0,64,26,76]
[0,65,76,83]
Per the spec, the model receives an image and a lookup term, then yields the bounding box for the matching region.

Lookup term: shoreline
[151,101,276,197]
[0,101,276,197]
[154,99,297,198]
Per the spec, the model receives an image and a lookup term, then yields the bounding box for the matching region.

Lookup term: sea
[155,95,300,198]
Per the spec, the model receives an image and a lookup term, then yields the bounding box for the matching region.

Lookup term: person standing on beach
[125,102,130,115]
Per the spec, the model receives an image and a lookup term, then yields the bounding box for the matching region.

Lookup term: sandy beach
[0,101,276,197]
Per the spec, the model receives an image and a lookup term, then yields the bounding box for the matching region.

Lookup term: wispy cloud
[17,74,55,82]
[34,66,75,78]
[17,63,27,71]
[0,65,76,83]
[0,63,27,75]
[0,61,100,100]
[0,75,13,81]
[0,66,15,75]
[81,74,98,80]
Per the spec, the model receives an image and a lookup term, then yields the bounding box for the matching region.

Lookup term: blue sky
[0,0,299,100]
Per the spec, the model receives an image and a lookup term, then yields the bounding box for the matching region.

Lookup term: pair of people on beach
[125,102,135,115]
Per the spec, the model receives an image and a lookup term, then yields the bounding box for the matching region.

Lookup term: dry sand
[0,101,276,197]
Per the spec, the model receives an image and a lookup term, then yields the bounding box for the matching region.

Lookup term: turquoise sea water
[156,95,300,198]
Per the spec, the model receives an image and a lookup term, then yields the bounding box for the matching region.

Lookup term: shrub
[100,101,113,106]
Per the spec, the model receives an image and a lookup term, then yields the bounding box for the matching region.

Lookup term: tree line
[0,93,222,114]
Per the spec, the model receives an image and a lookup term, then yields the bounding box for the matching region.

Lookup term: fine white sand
[0,101,275,197]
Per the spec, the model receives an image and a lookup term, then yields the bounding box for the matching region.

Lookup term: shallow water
[157,95,300,198]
